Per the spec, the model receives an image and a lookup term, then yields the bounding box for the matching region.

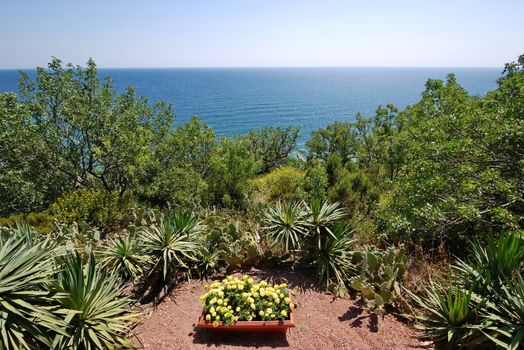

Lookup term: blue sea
[0,67,501,146]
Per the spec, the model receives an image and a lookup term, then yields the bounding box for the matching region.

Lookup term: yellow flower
[284,297,291,304]
[217,299,223,305]
[212,321,219,328]
[210,306,215,314]
[199,294,206,301]
[210,298,217,305]
[279,293,285,298]
[260,281,267,287]
[272,293,278,299]
[266,308,273,314]
[205,314,212,321]
[290,303,295,310]
[250,303,256,310]
[248,278,254,284]
[215,315,221,321]
[247,316,253,321]
[238,284,244,290]
[259,311,265,317]
[236,307,241,312]
[227,275,233,281]
[280,310,287,317]
[280,283,287,288]
[243,275,248,281]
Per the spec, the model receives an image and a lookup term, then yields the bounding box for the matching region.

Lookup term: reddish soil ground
[131,269,430,350]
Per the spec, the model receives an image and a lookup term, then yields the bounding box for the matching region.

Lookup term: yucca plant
[141,211,204,281]
[306,199,346,248]
[454,231,524,293]
[263,201,309,251]
[51,253,137,349]
[0,235,64,349]
[478,272,524,350]
[196,242,222,277]
[98,232,146,282]
[314,223,356,296]
[408,282,485,349]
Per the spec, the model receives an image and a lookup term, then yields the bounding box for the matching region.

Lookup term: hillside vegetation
[0,55,523,349]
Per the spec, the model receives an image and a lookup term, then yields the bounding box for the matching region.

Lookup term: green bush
[51,189,134,230]
[0,211,55,234]
[247,166,306,204]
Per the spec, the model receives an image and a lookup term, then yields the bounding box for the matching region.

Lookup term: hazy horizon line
[0,65,502,71]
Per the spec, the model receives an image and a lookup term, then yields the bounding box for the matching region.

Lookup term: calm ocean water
[0,67,501,146]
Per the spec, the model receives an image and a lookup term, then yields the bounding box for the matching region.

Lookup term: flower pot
[197,310,295,333]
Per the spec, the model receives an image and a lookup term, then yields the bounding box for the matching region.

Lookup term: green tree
[19,57,173,196]
[0,92,66,215]
[209,137,261,207]
[244,126,300,173]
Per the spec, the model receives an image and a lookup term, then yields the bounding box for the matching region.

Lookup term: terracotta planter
[197,310,295,333]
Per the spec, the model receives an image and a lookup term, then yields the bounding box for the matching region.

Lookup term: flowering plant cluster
[199,275,295,327]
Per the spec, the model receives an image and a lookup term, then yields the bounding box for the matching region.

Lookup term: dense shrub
[247,166,306,204]
[51,189,134,230]
[0,211,55,234]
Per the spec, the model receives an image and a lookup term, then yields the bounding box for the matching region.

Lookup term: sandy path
[131,269,429,350]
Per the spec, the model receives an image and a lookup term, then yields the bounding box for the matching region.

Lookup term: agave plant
[0,235,64,349]
[263,201,309,251]
[408,282,485,349]
[314,223,356,296]
[454,231,524,292]
[98,232,146,282]
[51,253,137,349]
[306,199,346,248]
[141,211,204,281]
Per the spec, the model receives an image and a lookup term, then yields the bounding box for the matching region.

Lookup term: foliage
[141,211,204,281]
[98,232,146,282]
[454,231,524,293]
[306,122,358,164]
[199,275,295,326]
[51,253,137,349]
[408,282,485,349]
[376,62,524,249]
[208,137,261,207]
[207,218,262,272]
[51,189,134,230]
[247,166,305,204]
[244,126,300,173]
[410,231,524,349]
[303,159,329,202]
[263,201,309,251]
[0,211,56,234]
[315,224,356,297]
[481,273,524,350]
[18,58,173,196]
[350,246,410,314]
[0,234,63,349]
[0,92,66,216]
[135,116,215,208]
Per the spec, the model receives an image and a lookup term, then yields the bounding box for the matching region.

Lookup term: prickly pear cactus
[349,246,411,314]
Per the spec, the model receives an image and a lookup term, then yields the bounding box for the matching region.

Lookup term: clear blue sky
[1,0,522,68]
